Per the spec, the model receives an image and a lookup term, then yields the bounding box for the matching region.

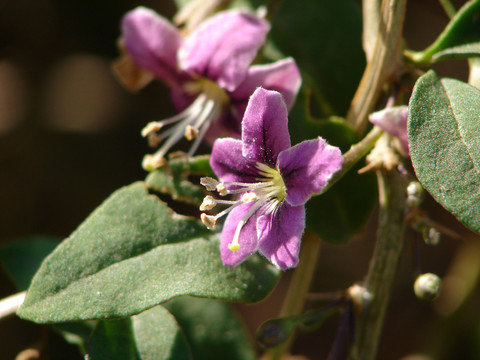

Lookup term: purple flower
[200,88,343,270]
[369,105,409,155]
[119,7,301,170]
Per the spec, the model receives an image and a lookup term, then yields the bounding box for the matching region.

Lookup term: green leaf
[0,236,59,290]
[18,182,280,323]
[407,0,480,63]
[408,70,480,234]
[88,306,191,360]
[270,0,364,115]
[55,321,96,354]
[145,155,213,206]
[164,297,256,360]
[306,162,376,244]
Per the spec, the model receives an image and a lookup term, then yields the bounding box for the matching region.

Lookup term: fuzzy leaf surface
[164,297,256,360]
[409,70,480,233]
[87,306,191,360]
[18,182,280,323]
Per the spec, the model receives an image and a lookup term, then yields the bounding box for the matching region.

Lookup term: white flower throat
[142,79,229,171]
[200,162,287,252]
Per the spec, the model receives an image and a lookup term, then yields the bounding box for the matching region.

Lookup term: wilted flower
[200,88,343,269]
[368,105,409,156]
[116,7,301,170]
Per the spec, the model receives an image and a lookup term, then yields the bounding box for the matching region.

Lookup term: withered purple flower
[200,88,343,270]
[369,105,409,156]
[120,7,301,170]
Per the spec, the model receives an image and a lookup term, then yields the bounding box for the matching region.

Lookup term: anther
[147,133,163,148]
[141,121,163,137]
[184,125,199,140]
[200,177,219,191]
[200,195,217,211]
[216,182,228,196]
[201,213,216,229]
[142,154,167,171]
[241,192,258,203]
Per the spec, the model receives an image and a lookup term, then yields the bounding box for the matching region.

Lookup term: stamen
[187,99,217,157]
[200,162,287,253]
[201,213,216,229]
[142,94,216,171]
[184,125,199,140]
[147,133,163,148]
[200,177,219,191]
[141,122,163,137]
[216,183,228,196]
[241,192,258,203]
[200,195,217,211]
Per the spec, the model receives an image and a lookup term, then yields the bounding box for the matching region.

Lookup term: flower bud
[256,318,295,348]
[406,181,424,208]
[414,273,441,301]
[423,227,441,246]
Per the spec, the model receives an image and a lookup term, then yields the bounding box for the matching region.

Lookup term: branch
[346,0,407,135]
[349,169,407,359]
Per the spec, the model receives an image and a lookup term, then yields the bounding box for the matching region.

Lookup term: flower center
[200,162,287,252]
[141,78,229,171]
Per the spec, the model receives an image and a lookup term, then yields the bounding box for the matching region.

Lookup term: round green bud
[406,181,424,208]
[414,273,441,301]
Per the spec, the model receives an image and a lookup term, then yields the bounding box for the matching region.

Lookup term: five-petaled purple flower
[200,88,343,270]
[119,7,301,170]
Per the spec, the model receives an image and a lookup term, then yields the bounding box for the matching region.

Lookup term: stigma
[200,162,287,252]
[142,79,229,171]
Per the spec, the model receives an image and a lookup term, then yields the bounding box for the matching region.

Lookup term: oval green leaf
[17,182,280,323]
[164,297,256,360]
[87,306,191,360]
[408,70,480,233]
[409,0,480,63]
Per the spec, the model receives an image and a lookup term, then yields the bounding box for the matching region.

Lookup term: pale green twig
[349,170,407,360]
[319,126,384,195]
[0,291,26,320]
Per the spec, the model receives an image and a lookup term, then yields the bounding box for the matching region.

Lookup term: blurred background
[0,0,477,359]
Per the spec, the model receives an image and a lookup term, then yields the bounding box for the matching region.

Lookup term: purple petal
[122,7,182,85]
[278,137,343,206]
[210,138,259,183]
[178,10,269,92]
[369,106,409,154]
[242,88,291,166]
[230,58,302,109]
[220,203,259,267]
[258,204,305,269]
